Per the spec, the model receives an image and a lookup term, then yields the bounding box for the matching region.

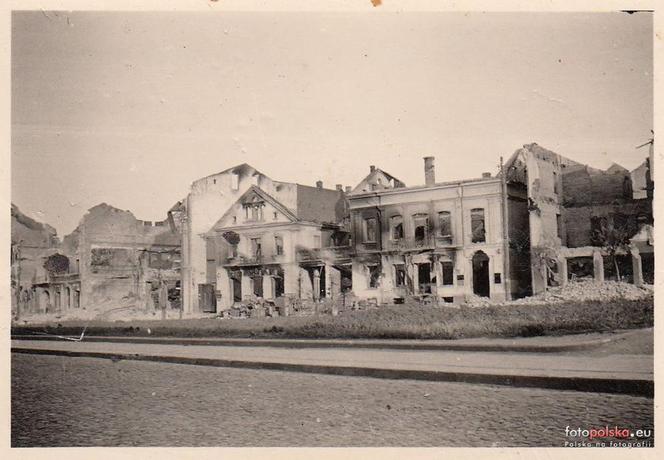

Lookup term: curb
[11,347,653,397]
[9,334,623,353]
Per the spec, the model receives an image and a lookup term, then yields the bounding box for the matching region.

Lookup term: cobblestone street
[11,353,653,447]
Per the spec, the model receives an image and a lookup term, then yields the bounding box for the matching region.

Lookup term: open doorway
[417,263,432,294]
[472,251,490,297]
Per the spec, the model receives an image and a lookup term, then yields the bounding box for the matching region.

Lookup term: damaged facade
[347,159,513,303]
[180,164,349,314]
[12,141,654,318]
[13,203,183,317]
[505,143,654,295]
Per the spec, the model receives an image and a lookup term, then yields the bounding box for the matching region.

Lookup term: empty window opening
[394,264,406,287]
[471,208,486,243]
[413,214,429,241]
[441,261,454,285]
[390,215,404,240]
[438,211,453,244]
[364,217,377,243]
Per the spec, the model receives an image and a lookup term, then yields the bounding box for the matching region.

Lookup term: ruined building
[346,158,514,303]
[180,164,348,314]
[504,143,654,294]
[12,141,653,317]
[14,203,183,316]
[10,204,60,315]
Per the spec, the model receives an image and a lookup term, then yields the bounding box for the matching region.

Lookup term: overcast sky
[12,11,653,236]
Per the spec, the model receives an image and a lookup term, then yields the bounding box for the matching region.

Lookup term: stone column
[283,263,300,298]
[432,259,443,296]
[312,269,321,301]
[631,247,644,287]
[593,251,604,282]
[241,270,252,301]
[557,256,568,286]
[262,275,275,300]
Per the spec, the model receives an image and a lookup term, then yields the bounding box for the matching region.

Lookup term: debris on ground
[464,280,653,308]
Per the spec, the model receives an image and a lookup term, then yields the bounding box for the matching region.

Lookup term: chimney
[345,186,352,193]
[335,184,343,191]
[316,180,323,189]
[370,165,376,173]
[482,172,492,178]
[424,156,435,186]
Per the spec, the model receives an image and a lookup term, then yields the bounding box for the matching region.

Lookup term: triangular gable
[350,169,405,194]
[207,185,298,234]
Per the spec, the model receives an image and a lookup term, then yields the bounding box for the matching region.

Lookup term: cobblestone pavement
[11,354,653,447]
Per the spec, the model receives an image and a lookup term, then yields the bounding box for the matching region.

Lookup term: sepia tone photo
[9,6,655,449]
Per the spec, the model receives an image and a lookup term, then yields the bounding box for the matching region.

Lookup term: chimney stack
[316,180,323,189]
[482,172,492,178]
[335,184,343,191]
[345,186,352,193]
[424,156,435,186]
[370,165,376,173]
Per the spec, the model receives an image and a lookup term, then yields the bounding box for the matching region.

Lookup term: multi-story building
[181,164,348,314]
[347,157,514,303]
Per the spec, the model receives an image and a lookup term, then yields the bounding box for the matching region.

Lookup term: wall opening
[417,263,432,294]
[472,251,490,297]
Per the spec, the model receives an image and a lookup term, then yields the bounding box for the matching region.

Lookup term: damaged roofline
[348,178,503,200]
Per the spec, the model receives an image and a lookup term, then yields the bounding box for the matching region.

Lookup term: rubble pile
[526,280,654,303]
[463,280,653,308]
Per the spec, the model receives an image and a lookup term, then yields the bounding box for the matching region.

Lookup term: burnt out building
[347,158,515,304]
[46,203,183,316]
[505,143,654,292]
[182,164,349,314]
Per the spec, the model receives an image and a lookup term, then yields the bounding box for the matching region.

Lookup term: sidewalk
[12,336,653,397]
[9,328,647,353]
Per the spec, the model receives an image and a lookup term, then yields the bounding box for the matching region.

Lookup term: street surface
[12,353,653,447]
[11,338,653,380]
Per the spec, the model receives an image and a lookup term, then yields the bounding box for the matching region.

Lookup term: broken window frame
[470,208,486,243]
[368,264,381,288]
[412,213,429,242]
[441,260,454,286]
[390,215,404,240]
[363,217,377,243]
[394,264,406,287]
[437,211,453,243]
[250,237,262,258]
[553,171,559,195]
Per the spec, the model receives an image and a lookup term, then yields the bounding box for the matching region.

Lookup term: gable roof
[208,185,299,233]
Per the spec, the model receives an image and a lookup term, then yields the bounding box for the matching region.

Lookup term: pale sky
[12,11,653,237]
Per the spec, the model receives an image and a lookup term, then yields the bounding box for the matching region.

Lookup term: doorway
[417,263,432,294]
[472,251,490,297]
